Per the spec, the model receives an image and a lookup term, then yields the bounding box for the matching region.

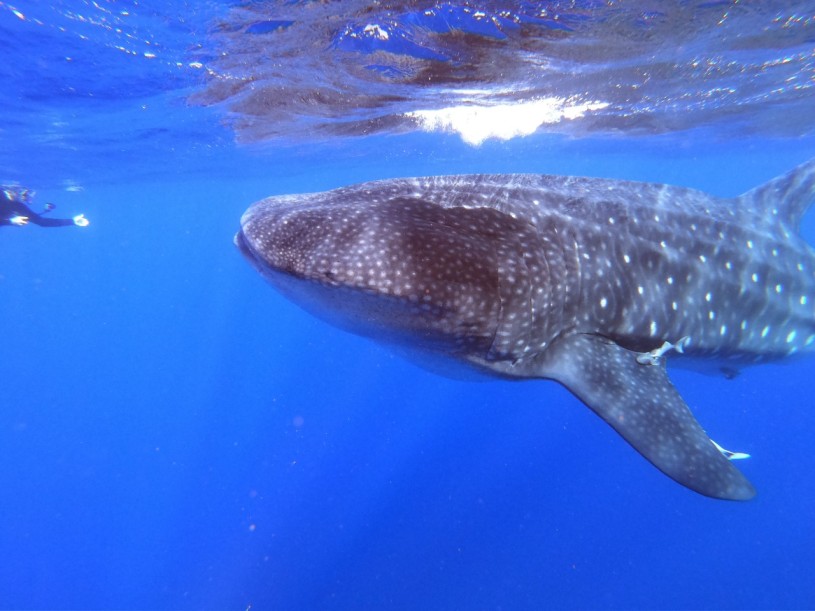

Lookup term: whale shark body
[236,158,815,500]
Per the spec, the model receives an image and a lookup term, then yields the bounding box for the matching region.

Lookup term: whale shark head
[236,188,540,360]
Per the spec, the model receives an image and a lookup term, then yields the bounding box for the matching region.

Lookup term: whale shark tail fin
[740,156,815,234]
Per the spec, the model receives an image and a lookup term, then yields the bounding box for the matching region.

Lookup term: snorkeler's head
[2,186,32,203]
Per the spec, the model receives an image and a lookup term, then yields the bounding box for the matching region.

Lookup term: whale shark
[236,158,815,500]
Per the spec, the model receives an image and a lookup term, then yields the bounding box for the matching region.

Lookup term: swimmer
[1,186,89,228]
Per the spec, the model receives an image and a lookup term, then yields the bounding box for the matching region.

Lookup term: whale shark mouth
[234,229,261,271]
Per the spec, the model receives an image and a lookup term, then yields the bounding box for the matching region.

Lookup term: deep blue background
[1,3,815,609]
[2,139,815,609]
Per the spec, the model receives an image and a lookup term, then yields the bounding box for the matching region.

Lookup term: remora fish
[236,159,815,500]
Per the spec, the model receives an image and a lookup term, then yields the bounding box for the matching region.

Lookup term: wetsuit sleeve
[27,214,75,227]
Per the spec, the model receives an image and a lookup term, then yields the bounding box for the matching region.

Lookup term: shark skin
[236,158,815,501]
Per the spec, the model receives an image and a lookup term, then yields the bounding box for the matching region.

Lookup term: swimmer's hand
[10,215,29,226]
[73,214,89,227]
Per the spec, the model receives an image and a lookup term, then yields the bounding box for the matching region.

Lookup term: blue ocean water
[1,2,815,609]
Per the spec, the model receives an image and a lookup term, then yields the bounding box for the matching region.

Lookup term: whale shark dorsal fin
[739,156,815,233]
[543,333,756,501]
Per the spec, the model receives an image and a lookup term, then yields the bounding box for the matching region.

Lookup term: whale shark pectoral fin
[544,333,756,501]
